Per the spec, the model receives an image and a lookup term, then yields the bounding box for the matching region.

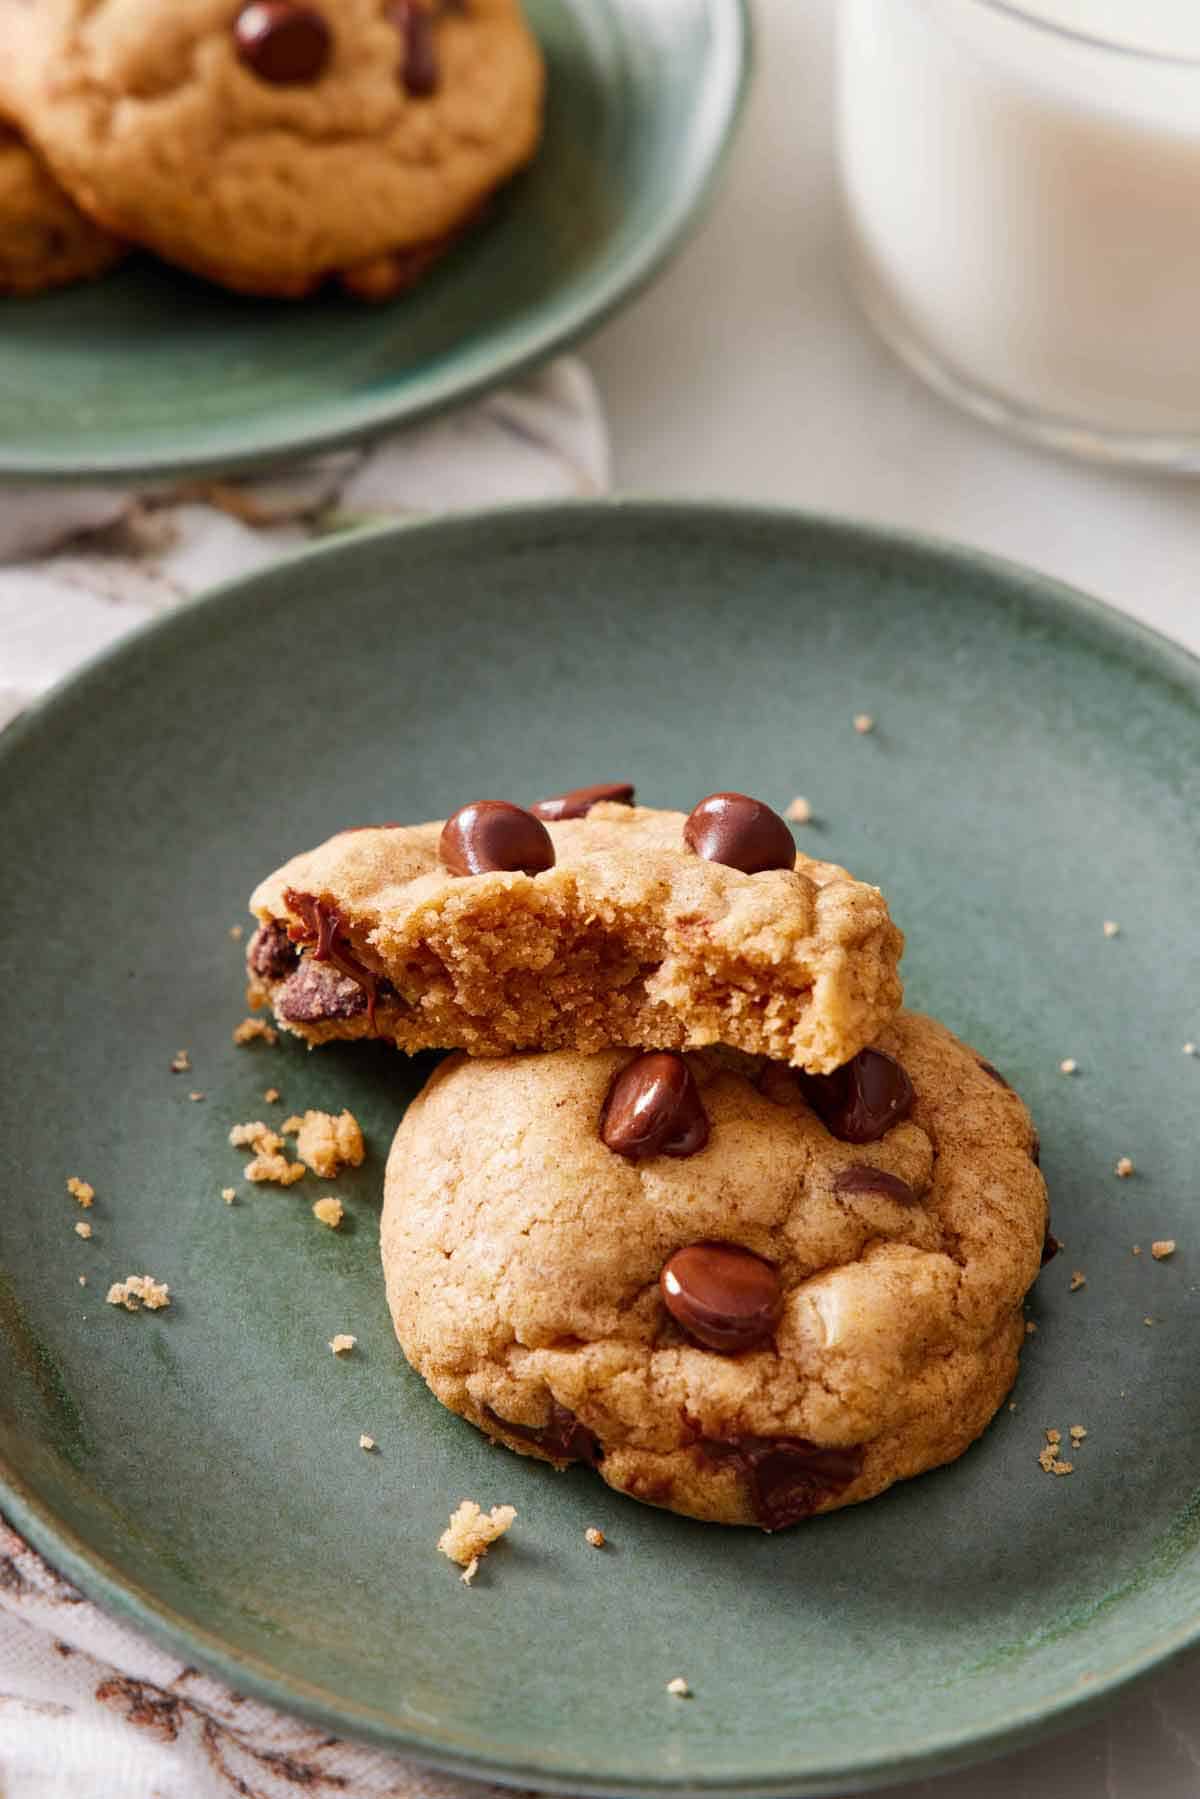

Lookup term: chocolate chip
[798,1048,915,1144]
[247,921,299,982]
[660,1242,783,1352]
[439,802,555,877]
[977,1058,1013,1090]
[484,1401,603,1466]
[683,792,795,874]
[1041,1228,1061,1266]
[283,888,379,1024]
[233,2,332,83]
[531,782,635,822]
[1030,1129,1041,1167]
[600,1052,709,1161]
[388,0,439,95]
[700,1436,864,1530]
[833,1164,917,1205]
[275,960,368,1023]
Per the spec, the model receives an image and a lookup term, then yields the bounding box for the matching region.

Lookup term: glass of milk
[838,0,1200,465]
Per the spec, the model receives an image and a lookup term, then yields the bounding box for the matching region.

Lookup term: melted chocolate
[532,782,635,822]
[683,792,796,874]
[276,961,368,1024]
[484,1401,603,1466]
[600,1052,709,1161]
[283,889,379,1027]
[660,1242,782,1352]
[247,920,299,981]
[797,1049,915,1145]
[977,1058,1013,1090]
[1041,1228,1062,1266]
[833,1164,917,1205]
[700,1435,864,1530]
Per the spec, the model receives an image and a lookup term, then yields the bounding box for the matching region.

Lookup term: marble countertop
[585,1,1200,1792]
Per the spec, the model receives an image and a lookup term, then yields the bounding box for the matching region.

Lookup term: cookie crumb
[329,1333,356,1355]
[169,1049,191,1074]
[312,1197,344,1229]
[106,1275,170,1312]
[73,1221,92,1240]
[853,713,874,735]
[1151,1239,1176,1260]
[1115,1156,1135,1178]
[246,1152,305,1186]
[1059,1058,1078,1075]
[263,1088,280,1104]
[460,1557,480,1586]
[1070,1425,1087,1443]
[1102,920,1120,938]
[438,1500,517,1573]
[233,1016,277,1047]
[359,1434,377,1451]
[1144,1316,1155,1327]
[1184,1042,1197,1057]
[1052,1460,1074,1476]
[585,1527,606,1548]
[1024,1320,1038,1335]
[784,796,813,825]
[67,1178,94,1209]
[666,1677,692,1698]
[78,1275,87,1287]
[1132,1244,1142,1256]
[1045,1428,1061,1445]
[1069,1270,1086,1291]
[188,1091,205,1103]
[221,1187,236,1205]
[284,1109,365,1179]
[230,1120,279,1151]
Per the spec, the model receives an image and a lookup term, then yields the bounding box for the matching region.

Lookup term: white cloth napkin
[0,357,609,729]
[0,357,608,1799]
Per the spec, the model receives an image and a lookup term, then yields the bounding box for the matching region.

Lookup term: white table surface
[587,1,1200,1793]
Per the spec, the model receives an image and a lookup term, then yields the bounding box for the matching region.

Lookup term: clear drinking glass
[837,0,1200,467]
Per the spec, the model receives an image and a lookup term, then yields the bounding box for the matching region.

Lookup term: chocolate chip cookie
[246,794,904,1072]
[0,115,123,294]
[381,1011,1047,1528]
[10,0,543,298]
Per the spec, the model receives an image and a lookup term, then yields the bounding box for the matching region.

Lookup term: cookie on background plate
[381,1012,1049,1528]
[8,0,544,299]
[0,115,124,294]
[246,797,905,1073]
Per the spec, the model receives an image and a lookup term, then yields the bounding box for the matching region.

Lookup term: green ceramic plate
[0,0,747,484]
[1,502,1198,1796]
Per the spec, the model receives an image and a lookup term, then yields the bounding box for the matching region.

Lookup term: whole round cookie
[0,117,124,294]
[11,0,543,298]
[382,1012,1049,1528]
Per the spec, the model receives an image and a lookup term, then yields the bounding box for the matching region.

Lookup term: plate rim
[0,0,752,486]
[2,496,1199,1796]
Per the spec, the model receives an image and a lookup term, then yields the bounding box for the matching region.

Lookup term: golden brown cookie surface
[381,1012,1048,1527]
[12,0,543,297]
[0,117,124,294]
[247,803,905,1072]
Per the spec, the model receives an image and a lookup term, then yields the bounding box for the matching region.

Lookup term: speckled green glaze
[0,503,1198,1797]
[0,0,747,483]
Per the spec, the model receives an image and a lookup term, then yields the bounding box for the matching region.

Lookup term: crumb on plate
[312,1197,344,1228]
[263,1087,280,1103]
[666,1677,691,1698]
[1115,1156,1135,1178]
[106,1275,170,1312]
[784,796,812,824]
[233,1016,277,1047]
[1151,1239,1176,1260]
[67,1177,94,1208]
[283,1109,365,1179]
[359,1434,376,1451]
[221,1186,236,1204]
[1103,920,1120,938]
[1069,1270,1086,1291]
[585,1527,606,1548]
[1059,1058,1078,1075]
[74,1220,92,1240]
[438,1500,516,1574]
[169,1049,191,1074]
[329,1333,356,1355]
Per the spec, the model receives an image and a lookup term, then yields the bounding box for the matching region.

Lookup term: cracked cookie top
[247,800,905,1071]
